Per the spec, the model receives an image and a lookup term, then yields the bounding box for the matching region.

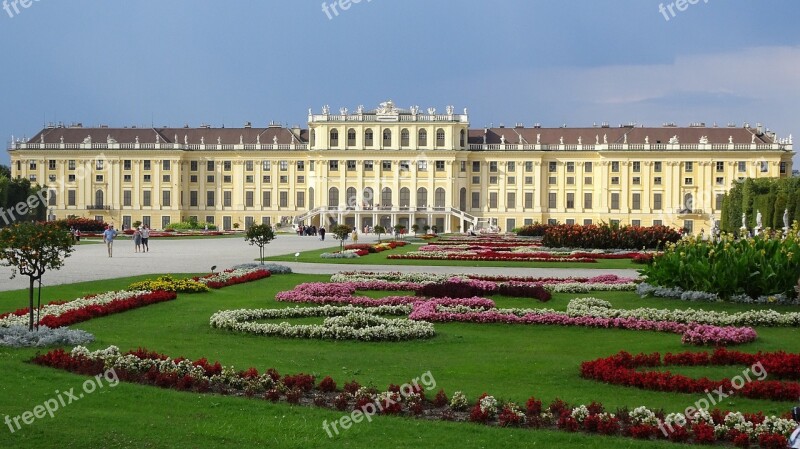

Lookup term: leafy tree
[330,224,352,251]
[411,224,419,236]
[373,225,386,243]
[393,224,406,240]
[431,225,439,234]
[423,224,431,234]
[244,224,276,264]
[0,222,74,330]
[0,164,10,179]
[0,177,47,228]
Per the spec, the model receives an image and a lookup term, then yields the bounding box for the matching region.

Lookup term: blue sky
[1,0,798,166]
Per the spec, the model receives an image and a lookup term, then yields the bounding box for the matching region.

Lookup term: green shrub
[168,221,218,231]
[640,228,800,299]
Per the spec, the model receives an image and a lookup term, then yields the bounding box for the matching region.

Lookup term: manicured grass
[1,274,798,448]
[265,242,639,269]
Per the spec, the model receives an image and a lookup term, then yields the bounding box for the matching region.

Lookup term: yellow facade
[7,102,794,233]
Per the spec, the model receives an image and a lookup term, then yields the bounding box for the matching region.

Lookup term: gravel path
[0,234,640,292]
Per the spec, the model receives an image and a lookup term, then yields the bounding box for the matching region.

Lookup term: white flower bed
[210,305,434,341]
[0,290,152,328]
[567,297,800,327]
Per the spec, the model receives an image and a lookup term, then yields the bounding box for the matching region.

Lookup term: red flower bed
[542,224,681,249]
[581,348,800,401]
[37,291,178,328]
[194,269,271,289]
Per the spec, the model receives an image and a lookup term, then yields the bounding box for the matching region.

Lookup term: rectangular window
[584,161,593,172]
[417,160,427,171]
[654,161,662,172]
[611,176,619,185]
[245,191,254,207]
[653,193,662,210]
[123,190,132,207]
[279,175,288,183]
[96,175,104,182]
[262,175,271,183]
[67,190,76,206]
[296,191,305,208]
[190,161,197,171]
[382,160,392,170]
[489,192,498,208]
[262,191,271,207]
[190,191,198,207]
[584,219,593,226]
[472,161,481,172]
[584,192,592,210]
[489,176,498,184]
[653,219,663,226]
[207,161,215,171]
[525,176,533,185]
[329,160,339,171]
[279,160,288,171]
[95,160,104,170]
[632,161,641,173]
[262,161,271,171]
[162,216,171,230]
[224,161,232,171]
[48,160,56,170]
[611,161,620,172]
[162,160,171,171]
[566,176,575,185]
[566,193,575,209]
[524,192,533,209]
[507,192,516,209]
[685,161,693,172]
[684,177,693,185]
[143,190,152,207]
[548,176,557,185]
[472,176,481,184]
[207,175,215,183]
[435,161,445,171]
[654,176,662,185]
[143,160,151,170]
[525,161,533,172]
[738,161,746,172]
[632,176,640,185]
[716,161,724,172]
[566,162,575,173]
[296,161,305,171]
[780,162,787,174]
[68,160,76,170]
[364,160,374,171]
[715,194,724,210]
[143,174,151,182]
[489,161,498,173]
[471,192,480,209]
[716,177,724,185]
[347,160,357,171]
[162,190,171,207]
[245,161,254,172]
[632,220,641,227]
[584,176,592,185]
[245,175,254,183]
[507,176,516,185]
[400,161,410,171]
[297,176,305,184]
[207,191,215,207]
[460,161,466,172]
[610,192,620,209]
[68,174,76,182]
[548,161,557,172]
[507,161,516,172]
[223,191,232,207]
[760,161,769,173]
[632,193,641,210]
[548,192,557,209]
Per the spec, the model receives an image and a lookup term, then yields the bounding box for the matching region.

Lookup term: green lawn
[0,274,798,448]
[265,242,639,269]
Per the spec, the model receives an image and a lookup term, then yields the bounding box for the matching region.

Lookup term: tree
[411,224,419,236]
[393,224,406,240]
[373,225,386,243]
[330,224,352,252]
[0,222,74,330]
[423,224,431,234]
[244,224,276,264]
[0,164,10,179]
[431,225,439,234]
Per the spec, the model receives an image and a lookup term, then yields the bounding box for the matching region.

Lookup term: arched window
[346,187,357,209]
[329,129,339,147]
[328,187,339,207]
[400,129,410,147]
[417,187,428,208]
[381,187,392,208]
[436,128,446,146]
[399,187,410,210]
[364,129,374,147]
[308,187,315,210]
[95,190,104,207]
[347,128,356,146]
[460,130,466,148]
[383,129,392,147]
[459,188,467,211]
[435,187,446,208]
[418,129,427,147]
[363,187,374,208]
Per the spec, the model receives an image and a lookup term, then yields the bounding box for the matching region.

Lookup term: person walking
[352,228,358,243]
[102,225,118,258]
[319,226,326,241]
[133,227,143,253]
[141,225,150,252]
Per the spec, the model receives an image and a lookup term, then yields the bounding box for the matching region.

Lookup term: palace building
[7,100,795,234]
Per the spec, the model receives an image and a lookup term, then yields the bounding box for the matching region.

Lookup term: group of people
[69,227,82,242]
[100,224,151,257]
[296,224,319,237]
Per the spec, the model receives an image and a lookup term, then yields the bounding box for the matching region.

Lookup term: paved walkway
[0,234,640,292]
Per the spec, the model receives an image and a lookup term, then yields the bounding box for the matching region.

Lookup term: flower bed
[581,349,800,401]
[129,275,210,293]
[194,268,271,289]
[408,299,757,346]
[541,224,682,249]
[210,305,434,341]
[31,346,799,446]
[0,290,177,329]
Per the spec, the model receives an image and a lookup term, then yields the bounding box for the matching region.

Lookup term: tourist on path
[141,225,150,252]
[102,225,118,258]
